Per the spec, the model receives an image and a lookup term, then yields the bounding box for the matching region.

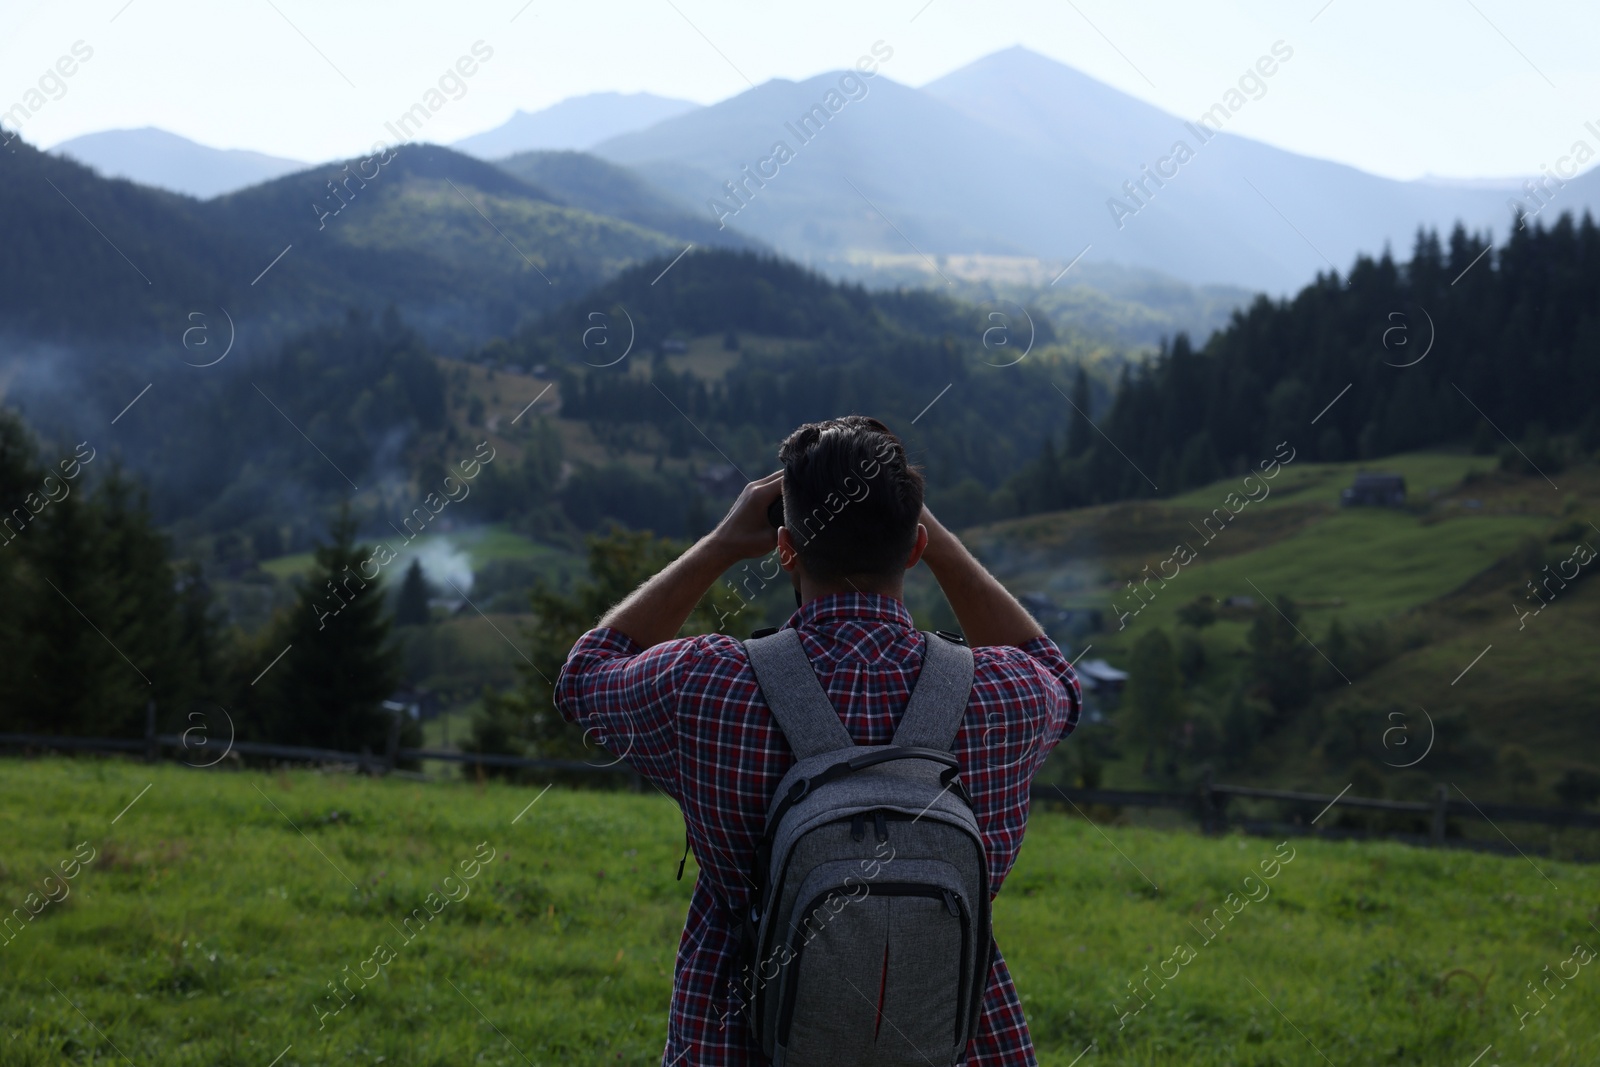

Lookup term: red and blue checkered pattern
[555,591,1082,1065]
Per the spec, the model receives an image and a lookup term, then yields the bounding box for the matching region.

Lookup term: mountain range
[21,45,1600,339]
[451,91,700,159]
[593,46,1600,293]
[42,92,701,201]
[50,127,309,199]
[493,149,742,249]
[0,137,739,355]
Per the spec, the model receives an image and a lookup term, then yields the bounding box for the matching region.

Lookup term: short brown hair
[777,415,924,583]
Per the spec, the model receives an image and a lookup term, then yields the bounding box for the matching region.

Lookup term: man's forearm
[594,470,784,649]
[597,536,736,649]
[919,512,1044,648]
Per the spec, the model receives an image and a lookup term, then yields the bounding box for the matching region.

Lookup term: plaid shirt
[554,591,1081,1066]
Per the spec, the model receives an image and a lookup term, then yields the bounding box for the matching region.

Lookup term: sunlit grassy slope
[1076,507,1545,629]
[974,451,1540,623]
[333,179,681,279]
[2,759,1596,1067]
[1162,451,1498,511]
[961,451,1600,795]
[965,450,1571,667]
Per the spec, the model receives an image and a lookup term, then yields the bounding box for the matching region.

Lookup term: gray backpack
[738,627,991,1066]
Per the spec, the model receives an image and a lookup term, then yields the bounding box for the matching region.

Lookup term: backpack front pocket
[776,883,967,1067]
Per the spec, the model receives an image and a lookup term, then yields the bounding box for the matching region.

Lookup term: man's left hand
[596,470,784,648]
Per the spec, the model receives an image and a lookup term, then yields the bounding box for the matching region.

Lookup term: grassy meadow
[955,452,1600,797]
[3,758,1597,1066]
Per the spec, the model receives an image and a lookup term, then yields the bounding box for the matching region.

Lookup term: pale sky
[2,0,1596,181]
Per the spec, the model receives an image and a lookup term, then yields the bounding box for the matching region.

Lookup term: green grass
[421,705,476,750]
[4,758,1597,1066]
[1328,546,1600,782]
[257,552,313,580]
[1098,508,1549,632]
[987,484,1547,636]
[971,452,1600,794]
[1163,449,1498,512]
[260,525,573,581]
[461,526,565,564]
[339,180,678,278]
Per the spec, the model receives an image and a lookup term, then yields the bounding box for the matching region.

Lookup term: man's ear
[904,523,929,571]
[777,528,801,573]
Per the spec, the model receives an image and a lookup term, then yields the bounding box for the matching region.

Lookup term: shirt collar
[785,591,916,632]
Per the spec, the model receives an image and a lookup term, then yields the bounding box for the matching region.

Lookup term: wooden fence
[4,728,1598,860]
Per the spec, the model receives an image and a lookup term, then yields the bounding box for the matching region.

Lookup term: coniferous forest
[3,186,1599,773]
[1008,216,1600,510]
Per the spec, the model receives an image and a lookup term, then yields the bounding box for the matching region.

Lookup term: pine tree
[0,411,40,722]
[252,506,402,752]
[1029,437,1061,512]
[1122,628,1183,777]
[471,526,721,767]
[396,559,432,626]
[0,420,222,738]
[20,470,130,735]
[1176,431,1222,489]
[89,468,190,734]
[1321,617,1351,689]
[1248,595,1314,713]
[173,560,226,705]
[1066,366,1093,457]
[1220,686,1267,770]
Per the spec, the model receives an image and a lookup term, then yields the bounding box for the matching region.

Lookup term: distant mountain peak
[48,126,308,199]
[590,45,1600,293]
[452,91,702,160]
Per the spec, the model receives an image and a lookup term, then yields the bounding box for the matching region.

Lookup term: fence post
[1198,767,1217,834]
[1430,783,1449,845]
[144,700,157,763]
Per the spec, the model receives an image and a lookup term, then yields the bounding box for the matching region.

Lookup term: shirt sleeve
[553,626,715,801]
[1014,634,1082,745]
[971,634,1083,778]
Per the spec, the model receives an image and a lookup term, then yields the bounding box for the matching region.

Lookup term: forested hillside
[480,249,1104,524]
[0,136,695,350]
[493,149,757,251]
[4,192,1598,805]
[476,216,1600,535]
[1009,215,1600,511]
[11,212,1597,552]
[0,140,239,339]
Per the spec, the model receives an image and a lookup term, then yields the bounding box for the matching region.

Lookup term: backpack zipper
[754,810,990,1046]
[775,883,969,1048]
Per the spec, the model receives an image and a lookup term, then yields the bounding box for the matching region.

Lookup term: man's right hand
[706,470,785,564]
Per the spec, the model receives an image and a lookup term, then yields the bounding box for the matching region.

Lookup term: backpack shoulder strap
[891,630,975,750]
[743,627,855,760]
